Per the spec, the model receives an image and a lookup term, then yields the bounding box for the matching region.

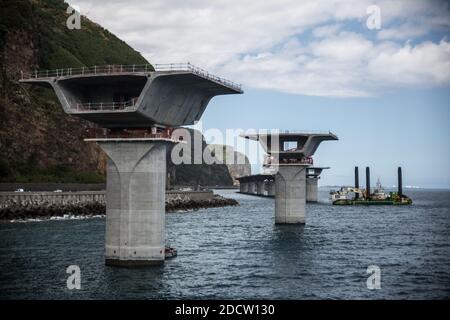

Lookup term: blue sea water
[0,189,449,299]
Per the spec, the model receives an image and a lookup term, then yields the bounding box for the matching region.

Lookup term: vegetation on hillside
[0,0,149,69]
[0,1,238,186]
[167,129,235,187]
[0,0,150,183]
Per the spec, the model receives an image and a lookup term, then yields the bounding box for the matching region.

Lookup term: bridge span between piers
[237,167,329,202]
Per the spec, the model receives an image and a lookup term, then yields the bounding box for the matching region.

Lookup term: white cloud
[67,0,450,97]
[313,24,343,38]
[369,40,450,87]
[377,23,429,40]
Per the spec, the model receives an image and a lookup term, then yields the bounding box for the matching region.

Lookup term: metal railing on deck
[264,156,314,166]
[84,127,174,140]
[155,63,242,91]
[73,99,137,112]
[21,64,154,79]
[20,63,242,91]
[273,130,333,135]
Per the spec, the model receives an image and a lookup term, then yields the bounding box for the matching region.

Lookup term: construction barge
[330,167,412,205]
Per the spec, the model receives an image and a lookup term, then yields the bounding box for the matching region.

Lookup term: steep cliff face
[0,0,148,182]
[0,0,236,186]
[207,144,251,185]
[167,129,235,188]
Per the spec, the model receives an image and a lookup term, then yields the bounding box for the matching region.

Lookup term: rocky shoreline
[165,194,238,212]
[0,194,238,222]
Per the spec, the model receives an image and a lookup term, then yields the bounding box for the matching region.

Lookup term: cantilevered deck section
[306,166,330,178]
[20,62,243,266]
[20,63,243,128]
[242,131,338,165]
[241,130,338,224]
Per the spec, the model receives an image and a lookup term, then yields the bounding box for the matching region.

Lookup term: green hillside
[0,0,150,182]
[0,0,237,187]
[0,0,148,70]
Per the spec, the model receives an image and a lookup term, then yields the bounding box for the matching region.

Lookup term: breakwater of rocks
[165,194,238,212]
[0,192,238,222]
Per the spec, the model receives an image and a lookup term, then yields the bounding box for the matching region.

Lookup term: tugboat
[331,167,412,205]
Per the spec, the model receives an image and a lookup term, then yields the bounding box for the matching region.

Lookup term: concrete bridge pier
[268,180,275,197]
[305,167,329,203]
[93,139,175,266]
[275,165,308,224]
[248,181,257,194]
[20,63,243,268]
[306,177,318,202]
[257,180,265,196]
[237,174,275,196]
[239,181,248,193]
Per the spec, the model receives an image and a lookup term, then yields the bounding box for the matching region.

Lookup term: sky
[66,0,450,188]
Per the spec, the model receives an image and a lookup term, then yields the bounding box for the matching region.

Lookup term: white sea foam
[10,214,105,223]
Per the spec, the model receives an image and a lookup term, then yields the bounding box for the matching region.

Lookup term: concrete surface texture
[248,181,257,194]
[98,139,173,266]
[257,180,265,196]
[306,177,318,203]
[268,181,275,197]
[239,181,248,193]
[305,167,329,203]
[236,173,322,202]
[242,132,338,159]
[275,165,307,224]
[306,167,327,177]
[241,133,338,224]
[20,70,242,128]
[19,65,244,268]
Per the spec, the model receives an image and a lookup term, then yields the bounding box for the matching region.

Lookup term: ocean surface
[0,189,449,299]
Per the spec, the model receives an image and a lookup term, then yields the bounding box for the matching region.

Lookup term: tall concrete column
[248,181,257,194]
[240,182,249,193]
[306,177,319,202]
[98,139,174,266]
[275,165,307,224]
[268,180,275,197]
[257,180,265,196]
